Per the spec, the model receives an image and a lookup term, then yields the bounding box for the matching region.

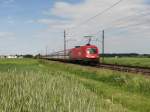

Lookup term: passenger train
[43,43,100,64]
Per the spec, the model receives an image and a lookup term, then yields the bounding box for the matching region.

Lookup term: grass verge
[0,59,150,112]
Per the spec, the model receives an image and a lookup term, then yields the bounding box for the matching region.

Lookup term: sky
[0,0,150,55]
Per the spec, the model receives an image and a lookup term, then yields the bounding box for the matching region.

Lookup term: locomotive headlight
[87,50,90,54]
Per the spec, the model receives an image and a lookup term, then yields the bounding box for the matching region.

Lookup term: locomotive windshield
[87,48,97,54]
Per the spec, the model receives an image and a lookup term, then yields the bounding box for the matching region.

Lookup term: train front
[85,45,99,63]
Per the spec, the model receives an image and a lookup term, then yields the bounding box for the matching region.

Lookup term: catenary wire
[67,0,124,30]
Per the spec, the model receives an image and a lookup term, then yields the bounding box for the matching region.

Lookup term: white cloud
[36,0,150,53]
[43,0,150,32]
[36,19,73,29]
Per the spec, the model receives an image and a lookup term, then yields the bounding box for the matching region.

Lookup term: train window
[87,48,97,54]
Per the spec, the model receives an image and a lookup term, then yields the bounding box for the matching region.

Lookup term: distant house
[7,55,18,59]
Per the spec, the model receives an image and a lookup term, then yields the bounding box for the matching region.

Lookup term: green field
[102,57,150,68]
[0,59,150,112]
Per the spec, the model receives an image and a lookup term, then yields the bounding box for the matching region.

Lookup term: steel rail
[99,63,150,76]
[41,58,150,76]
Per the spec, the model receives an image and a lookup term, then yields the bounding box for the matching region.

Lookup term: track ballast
[99,63,150,76]
[42,58,150,76]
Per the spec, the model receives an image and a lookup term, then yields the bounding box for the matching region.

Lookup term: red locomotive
[69,44,99,63]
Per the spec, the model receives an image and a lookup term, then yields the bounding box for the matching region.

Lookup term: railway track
[42,58,150,76]
[99,63,150,76]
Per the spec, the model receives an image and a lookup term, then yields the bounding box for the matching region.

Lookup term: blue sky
[0,0,53,54]
[0,0,150,55]
[0,0,53,31]
[145,0,150,4]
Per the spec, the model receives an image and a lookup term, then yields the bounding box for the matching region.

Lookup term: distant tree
[101,53,139,57]
[23,54,33,58]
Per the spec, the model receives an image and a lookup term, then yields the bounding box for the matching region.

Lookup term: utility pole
[45,46,48,56]
[64,30,66,59]
[102,30,105,63]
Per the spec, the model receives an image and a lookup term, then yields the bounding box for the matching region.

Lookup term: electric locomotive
[69,44,99,64]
